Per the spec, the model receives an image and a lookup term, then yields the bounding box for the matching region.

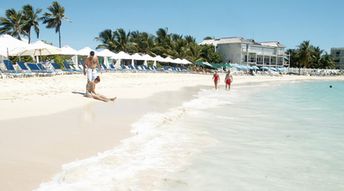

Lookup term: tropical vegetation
[41,1,68,48]
[0,1,67,47]
[95,28,223,63]
[287,41,335,69]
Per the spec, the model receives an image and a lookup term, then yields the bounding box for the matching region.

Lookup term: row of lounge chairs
[0,60,81,78]
[0,60,189,78]
[119,64,187,73]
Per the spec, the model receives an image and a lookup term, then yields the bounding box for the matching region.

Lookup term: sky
[0,0,343,52]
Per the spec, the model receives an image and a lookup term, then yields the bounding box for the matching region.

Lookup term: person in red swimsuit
[213,71,220,90]
[225,70,233,91]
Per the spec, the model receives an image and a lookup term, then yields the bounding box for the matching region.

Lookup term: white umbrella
[97,49,117,68]
[12,40,61,56]
[11,40,61,62]
[111,51,132,68]
[164,56,175,63]
[60,45,78,55]
[131,53,144,60]
[181,58,192,65]
[112,51,132,60]
[60,45,79,67]
[141,54,154,66]
[0,49,5,57]
[0,34,28,57]
[141,54,154,61]
[78,47,95,56]
[154,55,166,62]
[97,49,116,57]
[130,53,145,67]
[174,58,184,64]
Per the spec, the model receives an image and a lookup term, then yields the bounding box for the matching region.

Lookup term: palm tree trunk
[58,30,61,48]
[28,30,31,44]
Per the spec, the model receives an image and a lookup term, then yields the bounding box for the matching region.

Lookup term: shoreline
[0,73,344,191]
[1,73,343,121]
[0,85,204,191]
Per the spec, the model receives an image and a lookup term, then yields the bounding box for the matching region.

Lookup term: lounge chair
[109,63,116,71]
[26,63,44,76]
[50,63,64,75]
[3,60,22,77]
[63,61,80,73]
[37,63,55,76]
[101,63,111,72]
[128,64,136,72]
[17,62,35,77]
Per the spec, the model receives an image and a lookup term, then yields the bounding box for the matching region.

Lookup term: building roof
[260,41,285,48]
[200,37,285,48]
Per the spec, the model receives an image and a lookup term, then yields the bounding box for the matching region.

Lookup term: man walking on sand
[84,51,101,93]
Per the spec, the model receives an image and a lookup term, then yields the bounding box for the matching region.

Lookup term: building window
[264,57,270,65]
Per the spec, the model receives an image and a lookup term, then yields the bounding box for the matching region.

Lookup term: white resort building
[330,48,344,69]
[201,37,289,67]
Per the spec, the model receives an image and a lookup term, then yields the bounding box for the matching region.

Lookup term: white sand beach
[0,73,343,191]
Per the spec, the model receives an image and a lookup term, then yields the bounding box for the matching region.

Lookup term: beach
[0,73,343,191]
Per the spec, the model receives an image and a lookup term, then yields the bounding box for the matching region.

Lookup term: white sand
[0,73,343,191]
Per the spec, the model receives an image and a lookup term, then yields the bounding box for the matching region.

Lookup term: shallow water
[35,80,344,191]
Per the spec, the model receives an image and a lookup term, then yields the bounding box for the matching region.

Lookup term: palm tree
[155,28,170,48]
[311,46,323,68]
[297,41,313,68]
[0,9,26,40]
[203,36,213,40]
[22,4,42,43]
[286,49,299,67]
[114,28,130,52]
[42,1,67,47]
[129,31,155,54]
[185,43,202,62]
[95,29,117,51]
[320,53,335,69]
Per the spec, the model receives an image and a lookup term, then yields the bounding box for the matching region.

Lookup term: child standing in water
[225,70,233,91]
[213,71,220,90]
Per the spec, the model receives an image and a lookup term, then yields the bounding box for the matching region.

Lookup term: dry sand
[0,73,343,191]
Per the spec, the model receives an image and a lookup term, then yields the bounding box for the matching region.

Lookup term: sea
[35,80,344,191]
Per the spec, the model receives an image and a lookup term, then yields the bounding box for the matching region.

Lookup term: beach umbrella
[60,45,79,67]
[97,49,116,57]
[174,58,184,64]
[11,40,61,62]
[131,53,144,60]
[112,51,132,60]
[111,51,132,68]
[97,49,117,68]
[60,45,78,55]
[154,55,165,62]
[13,40,61,56]
[128,53,142,67]
[181,58,192,65]
[141,54,155,66]
[141,54,154,60]
[0,50,5,57]
[0,34,28,57]
[77,47,95,56]
[164,56,175,63]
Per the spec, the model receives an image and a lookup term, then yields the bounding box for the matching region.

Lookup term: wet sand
[0,86,204,191]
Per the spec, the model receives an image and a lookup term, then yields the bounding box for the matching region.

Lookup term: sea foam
[34,88,226,191]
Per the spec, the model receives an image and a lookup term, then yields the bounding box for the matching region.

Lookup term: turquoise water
[160,81,344,191]
[35,80,344,191]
